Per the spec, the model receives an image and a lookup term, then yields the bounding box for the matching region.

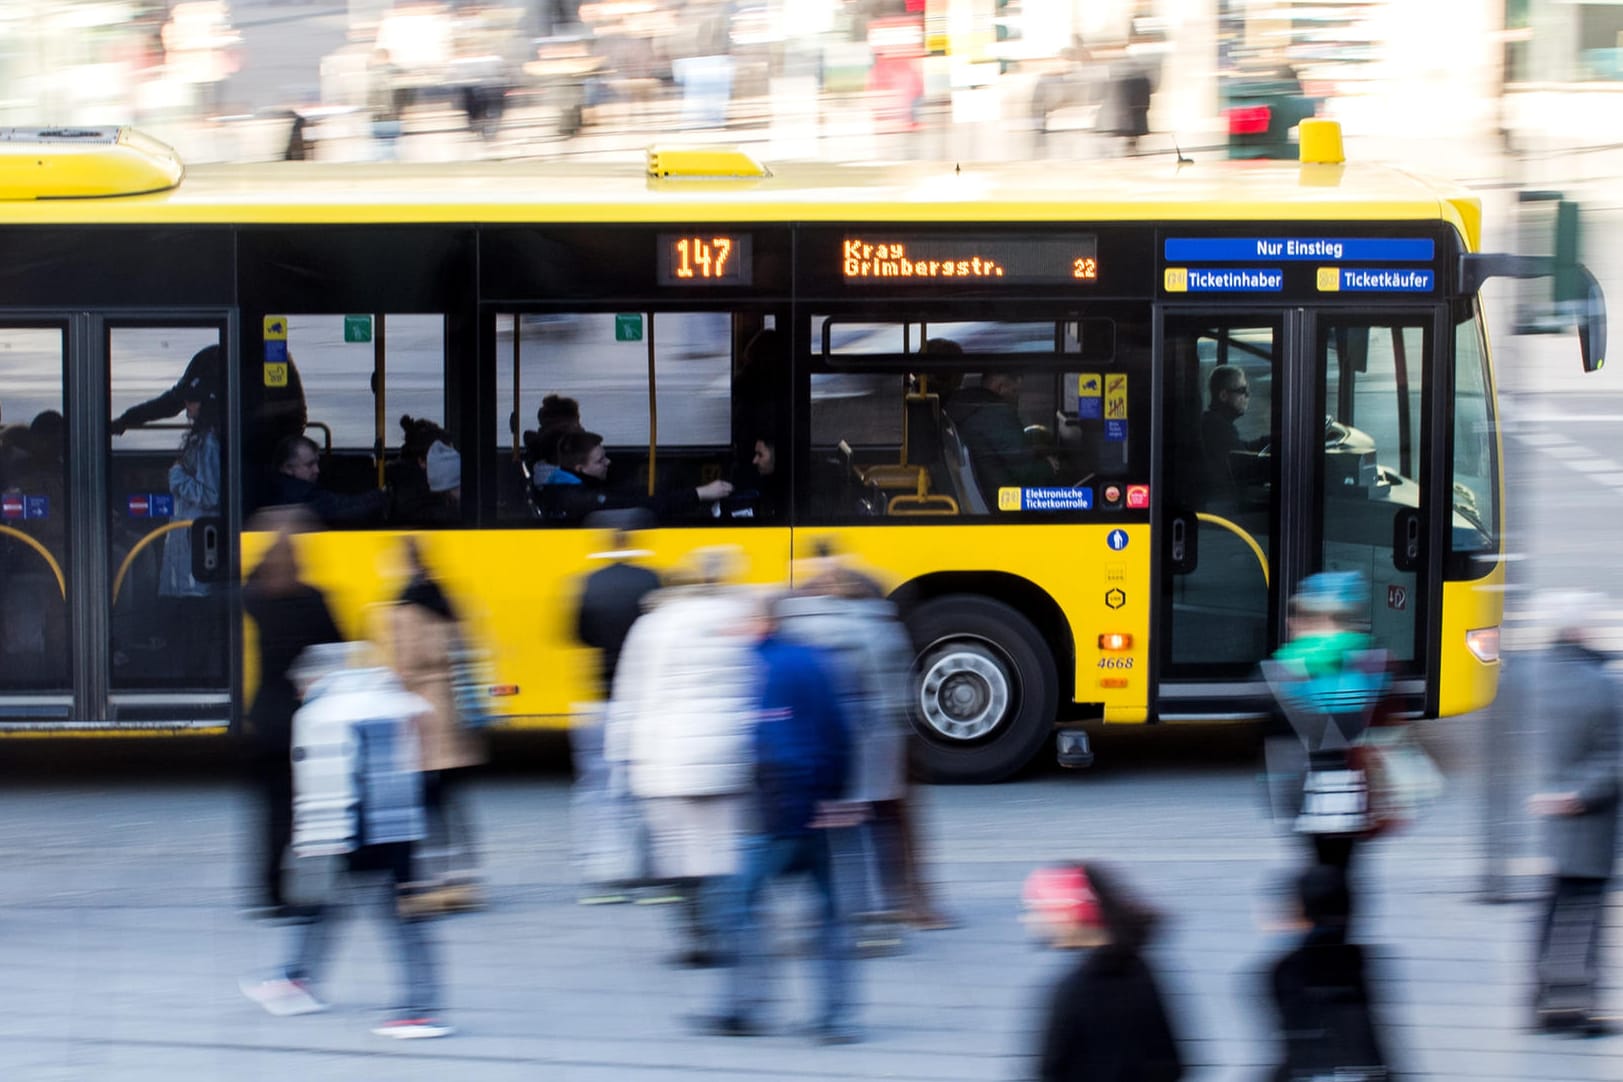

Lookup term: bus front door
[1156,309,1436,714]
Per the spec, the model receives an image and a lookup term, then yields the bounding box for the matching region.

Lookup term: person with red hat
[1024,862,1184,1082]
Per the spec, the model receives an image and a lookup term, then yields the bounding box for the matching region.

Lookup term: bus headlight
[1465,626,1501,663]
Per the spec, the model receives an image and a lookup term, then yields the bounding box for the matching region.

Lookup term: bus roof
[0,151,1480,246]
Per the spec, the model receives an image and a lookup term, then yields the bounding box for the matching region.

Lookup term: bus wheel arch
[891,576,1068,783]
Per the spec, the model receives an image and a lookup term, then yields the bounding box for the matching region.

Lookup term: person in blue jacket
[694,595,857,1044]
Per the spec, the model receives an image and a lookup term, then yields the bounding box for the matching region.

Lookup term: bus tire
[905,595,1059,783]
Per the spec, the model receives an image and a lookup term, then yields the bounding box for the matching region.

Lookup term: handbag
[1360,724,1444,830]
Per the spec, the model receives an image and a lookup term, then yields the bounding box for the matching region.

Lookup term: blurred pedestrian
[607,546,757,966]
[1262,572,1391,891]
[388,538,487,915]
[240,643,451,1039]
[694,594,856,1043]
[776,557,914,952]
[1111,57,1152,154]
[367,47,404,161]
[1528,591,1619,1037]
[242,510,341,917]
[572,509,662,903]
[1023,862,1183,1082]
[1265,865,1392,1081]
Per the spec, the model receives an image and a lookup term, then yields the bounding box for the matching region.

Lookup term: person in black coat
[1026,861,1184,1082]
[243,514,343,915]
[575,509,662,699]
[268,435,389,525]
[1266,865,1392,1081]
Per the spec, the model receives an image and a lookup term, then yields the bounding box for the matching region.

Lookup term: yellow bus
[0,124,1602,780]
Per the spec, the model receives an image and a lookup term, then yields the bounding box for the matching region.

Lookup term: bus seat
[854,392,947,492]
[940,414,989,514]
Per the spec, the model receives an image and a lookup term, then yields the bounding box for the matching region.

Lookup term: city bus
[0,124,1603,781]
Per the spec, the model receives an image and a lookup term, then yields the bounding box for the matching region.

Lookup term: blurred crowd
[237,508,956,1042]
[230,513,1617,1060]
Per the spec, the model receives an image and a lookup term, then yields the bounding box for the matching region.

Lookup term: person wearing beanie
[1264,570,1392,881]
[1024,862,1184,1082]
[426,441,460,497]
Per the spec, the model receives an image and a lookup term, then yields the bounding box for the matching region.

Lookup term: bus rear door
[0,313,236,730]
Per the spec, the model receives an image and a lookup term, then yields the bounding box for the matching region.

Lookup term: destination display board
[840,233,1100,285]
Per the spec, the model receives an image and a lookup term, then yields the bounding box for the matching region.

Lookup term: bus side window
[493,311,758,526]
[250,313,449,528]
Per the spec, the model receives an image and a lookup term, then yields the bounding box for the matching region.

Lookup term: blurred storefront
[1511,0,1623,82]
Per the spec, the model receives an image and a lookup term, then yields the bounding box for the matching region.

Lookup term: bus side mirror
[1460,250,1607,373]
[1575,264,1607,373]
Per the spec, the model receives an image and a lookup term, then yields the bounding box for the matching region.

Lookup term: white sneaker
[240,976,328,1017]
[372,1016,454,1039]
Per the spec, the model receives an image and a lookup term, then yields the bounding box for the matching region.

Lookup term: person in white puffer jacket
[606,547,758,968]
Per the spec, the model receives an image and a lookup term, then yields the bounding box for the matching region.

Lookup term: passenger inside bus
[525,393,583,488]
[390,414,452,524]
[1200,364,1269,509]
[269,434,389,525]
[726,435,783,520]
[944,369,1061,494]
[535,429,733,524]
[422,441,462,524]
[1,410,68,684]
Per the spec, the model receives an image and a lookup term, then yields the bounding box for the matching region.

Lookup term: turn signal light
[1097,633,1134,652]
[1465,627,1500,664]
[489,684,520,697]
[1100,677,1129,689]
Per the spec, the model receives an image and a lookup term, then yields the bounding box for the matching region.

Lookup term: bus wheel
[906,595,1058,783]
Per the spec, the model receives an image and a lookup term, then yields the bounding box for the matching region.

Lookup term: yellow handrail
[112,520,194,605]
[1195,512,1270,587]
[0,525,66,599]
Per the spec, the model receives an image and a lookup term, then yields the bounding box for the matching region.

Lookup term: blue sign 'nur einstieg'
[1164,237,1435,262]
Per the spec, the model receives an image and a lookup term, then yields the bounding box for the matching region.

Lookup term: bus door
[104,317,235,726]
[1156,307,1438,711]
[0,313,234,729]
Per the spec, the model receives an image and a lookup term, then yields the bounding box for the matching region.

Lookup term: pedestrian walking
[388,538,486,915]
[1264,865,1393,1082]
[572,509,662,903]
[1262,572,1391,896]
[242,510,341,917]
[1528,591,1620,1037]
[606,547,757,966]
[240,644,451,1039]
[694,595,856,1043]
[1023,862,1183,1082]
[776,559,914,952]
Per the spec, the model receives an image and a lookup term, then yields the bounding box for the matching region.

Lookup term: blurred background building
[0,1,1616,165]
